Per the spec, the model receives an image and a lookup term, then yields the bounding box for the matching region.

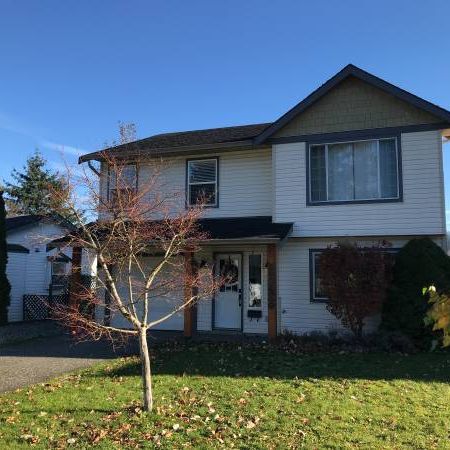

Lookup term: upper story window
[187,158,218,207]
[108,163,138,201]
[309,137,400,204]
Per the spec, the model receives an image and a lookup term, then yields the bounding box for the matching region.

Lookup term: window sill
[310,298,329,304]
[307,197,402,206]
[185,204,219,209]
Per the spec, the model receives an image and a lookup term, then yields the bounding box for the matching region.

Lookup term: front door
[214,254,242,330]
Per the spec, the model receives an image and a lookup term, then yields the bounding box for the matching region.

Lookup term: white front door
[214,254,242,330]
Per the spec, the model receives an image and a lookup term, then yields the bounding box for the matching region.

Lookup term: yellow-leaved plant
[423,285,450,347]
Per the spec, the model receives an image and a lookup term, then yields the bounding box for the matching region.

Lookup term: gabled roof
[6,214,76,233]
[79,64,450,162]
[7,243,30,253]
[255,64,450,143]
[6,215,43,232]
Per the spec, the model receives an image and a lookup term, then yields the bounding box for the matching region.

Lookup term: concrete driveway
[0,335,127,393]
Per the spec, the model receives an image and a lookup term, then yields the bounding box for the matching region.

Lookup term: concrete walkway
[0,335,126,393]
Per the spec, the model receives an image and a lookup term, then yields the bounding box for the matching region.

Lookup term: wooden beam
[267,244,278,340]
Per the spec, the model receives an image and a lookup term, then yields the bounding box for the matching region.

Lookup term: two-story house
[80,64,450,338]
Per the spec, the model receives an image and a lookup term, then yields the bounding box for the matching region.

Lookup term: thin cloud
[0,111,87,157]
[40,140,85,157]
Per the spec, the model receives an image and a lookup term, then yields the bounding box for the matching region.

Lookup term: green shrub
[381,238,450,344]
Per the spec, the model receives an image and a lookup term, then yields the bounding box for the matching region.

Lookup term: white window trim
[309,137,400,204]
[187,158,218,207]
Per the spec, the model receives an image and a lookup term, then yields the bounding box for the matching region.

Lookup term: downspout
[87,160,101,177]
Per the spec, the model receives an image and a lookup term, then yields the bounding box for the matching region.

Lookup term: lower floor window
[248,254,262,308]
[310,250,327,302]
[309,247,398,302]
[51,260,69,292]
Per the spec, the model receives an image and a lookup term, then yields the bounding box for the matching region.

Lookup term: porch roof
[198,216,292,241]
[48,216,293,249]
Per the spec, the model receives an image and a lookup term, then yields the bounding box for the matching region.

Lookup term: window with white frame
[309,137,399,203]
[187,158,218,206]
[108,163,138,201]
[248,254,262,309]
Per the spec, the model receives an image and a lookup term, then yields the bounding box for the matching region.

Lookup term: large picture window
[187,158,218,206]
[309,138,399,204]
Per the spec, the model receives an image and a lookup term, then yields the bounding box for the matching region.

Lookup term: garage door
[111,257,184,331]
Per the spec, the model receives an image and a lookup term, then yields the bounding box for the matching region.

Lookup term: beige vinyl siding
[100,148,272,219]
[273,130,446,237]
[278,236,446,335]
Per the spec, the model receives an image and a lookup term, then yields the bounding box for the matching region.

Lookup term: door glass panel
[219,257,239,292]
[248,254,262,308]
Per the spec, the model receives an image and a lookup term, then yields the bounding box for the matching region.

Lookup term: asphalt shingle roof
[140,123,271,148]
[79,123,272,162]
[6,215,43,232]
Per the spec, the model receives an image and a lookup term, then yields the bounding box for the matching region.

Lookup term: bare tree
[48,129,221,412]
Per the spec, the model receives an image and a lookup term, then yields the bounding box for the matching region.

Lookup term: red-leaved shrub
[319,241,393,338]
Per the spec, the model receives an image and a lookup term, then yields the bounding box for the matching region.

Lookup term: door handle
[238,288,242,306]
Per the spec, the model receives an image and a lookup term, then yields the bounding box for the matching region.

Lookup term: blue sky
[1,1,450,219]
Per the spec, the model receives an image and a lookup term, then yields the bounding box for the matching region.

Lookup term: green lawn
[0,343,449,449]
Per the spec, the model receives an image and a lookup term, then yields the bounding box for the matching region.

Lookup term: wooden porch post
[183,251,196,337]
[267,244,278,340]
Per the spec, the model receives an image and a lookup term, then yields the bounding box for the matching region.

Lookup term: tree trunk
[138,328,153,412]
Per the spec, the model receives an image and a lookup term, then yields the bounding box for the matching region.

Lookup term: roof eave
[78,139,269,163]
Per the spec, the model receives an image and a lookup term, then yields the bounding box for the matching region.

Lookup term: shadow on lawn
[101,344,450,383]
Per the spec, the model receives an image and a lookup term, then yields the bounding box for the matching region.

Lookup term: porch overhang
[47,216,293,249]
[197,216,293,242]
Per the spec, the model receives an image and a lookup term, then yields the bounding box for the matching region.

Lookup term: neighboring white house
[6,215,95,322]
[79,64,450,337]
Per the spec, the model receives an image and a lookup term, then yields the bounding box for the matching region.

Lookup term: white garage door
[110,257,184,331]
[6,252,28,322]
